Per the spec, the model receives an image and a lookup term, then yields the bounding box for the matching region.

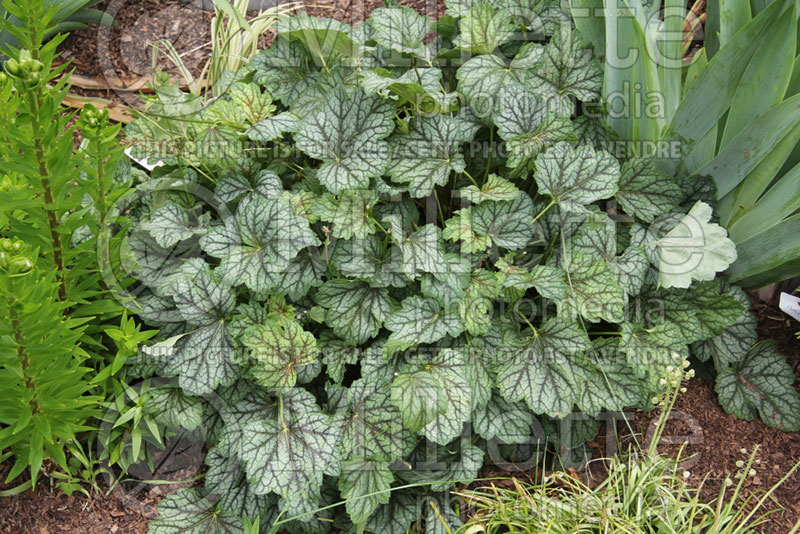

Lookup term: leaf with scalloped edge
[296,87,395,194]
[616,158,683,223]
[203,449,276,522]
[648,201,737,289]
[245,111,300,142]
[534,142,619,212]
[339,457,394,524]
[315,279,394,345]
[388,114,467,198]
[239,389,341,498]
[215,169,282,204]
[274,13,360,66]
[149,489,242,534]
[384,296,463,355]
[329,235,408,288]
[442,208,492,254]
[576,338,646,416]
[391,371,448,433]
[460,174,519,204]
[142,205,208,248]
[473,395,535,443]
[386,216,447,279]
[495,318,591,417]
[250,38,316,103]
[716,341,800,431]
[241,319,317,390]
[369,7,431,54]
[312,189,378,240]
[471,192,537,250]
[454,3,515,54]
[144,386,203,431]
[200,196,318,293]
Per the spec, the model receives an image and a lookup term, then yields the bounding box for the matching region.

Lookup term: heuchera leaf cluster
[123,2,799,533]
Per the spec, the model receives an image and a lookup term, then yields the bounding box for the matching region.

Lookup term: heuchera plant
[121,2,800,532]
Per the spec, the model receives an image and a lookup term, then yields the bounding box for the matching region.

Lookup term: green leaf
[241,319,317,390]
[149,489,242,534]
[534,142,619,212]
[341,378,417,461]
[339,458,394,524]
[204,449,276,522]
[315,280,393,345]
[615,158,682,223]
[200,196,319,293]
[460,269,503,335]
[576,339,646,416]
[384,296,463,355]
[369,7,431,54]
[649,201,737,289]
[460,174,520,203]
[454,3,515,54]
[620,322,688,385]
[387,216,447,279]
[245,112,300,142]
[296,87,395,193]
[473,395,534,444]
[215,169,282,204]
[274,13,360,66]
[418,348,477,444]
[456,52,536,115]
[364,492,418,534]
[716,341,800,431]
[496,319,591,417]
[471,193,537,250]
[558,254,625,323]
[312,189,379,240]
[142,205,207,248]
[164,272,239,396]
[240,389,341,497]
[442,208,493,254]
[529,25,602,106]
[391,371,447,433]
[693,284,757,366]
[388,115,467,198]
[144,387,202,431]
[329,235,407,288]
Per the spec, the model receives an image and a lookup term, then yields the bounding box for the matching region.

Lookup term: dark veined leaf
[693,284,757,366]
[471,192,537,250]
[454,2,515,54]
[312,189,378,240]
[338,457,394,524]
[363,491,418,534]
[245,111,300,142]
[315,279,394,345]
[620,322,689,387]
[442,208,493,254]
[241,319,317,390]
[144,386,203,431]
[616,158,683,223]
[296,87,395,193]
[387,114,468,198]
[384,296,463,355]
[250,38,316,103]
[473,394,535,444]
[391,371,447,433]
[203,449,277,522]
[495,319,591,417]
[200,195,319,293]
[534,142,619,212]
[459,174,519,204]
[239,389,341,497]
[386,215,447,279]
[149,489,242,534]
[716,341,800,431]
[369,7,431,54]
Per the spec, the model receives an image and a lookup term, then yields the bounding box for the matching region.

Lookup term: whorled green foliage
[118,4,785,534]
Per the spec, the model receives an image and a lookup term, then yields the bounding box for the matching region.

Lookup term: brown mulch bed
[625,293,800,534]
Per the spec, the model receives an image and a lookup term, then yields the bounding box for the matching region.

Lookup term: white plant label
[779,292,800,322]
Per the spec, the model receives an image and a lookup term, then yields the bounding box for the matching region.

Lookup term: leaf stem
[529,198,556,225]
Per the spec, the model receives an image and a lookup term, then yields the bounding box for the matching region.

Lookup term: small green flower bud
[18,49,32,63]
[4,59,21,76]
[9,257,33,275]
[0,238,13,252]
[10,240,22,253]
[0,252,8,268]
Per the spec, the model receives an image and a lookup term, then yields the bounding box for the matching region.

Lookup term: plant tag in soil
[779,292,800,322]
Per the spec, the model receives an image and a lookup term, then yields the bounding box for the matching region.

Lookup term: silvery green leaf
[149,489,242,534]
[200,195,319,293]
[245,111,300,142]
[364,492,418,534]
[338,458,394,524]
[442,208,492,254]
[454,3,515,54]
[576,338,646,416]
[616,159,683,223]
[495,319,591,417]
[341,378,417,461]
[388,114,467,198]
[387,216,447,279]
[649,201,737,289]
[311,189,379,240]
[471,193,537,250]
[528,25,602,106]
[420,349,482,444]
[459,174,519,203]
[558,254,625,323]
[460,269,503,335]
[534,142,619,212]
[369,7,431,54]
[716,341,800,431]
[142,205,207,248]
[456,53,536,114]
[296,87,395,193]
[315,279,394,345]
[693,285,756,366]
[329,235,408,288]
[144,386,203,431]
[240,389,341,497]
[274,13,359,66]
[242,319,317,390]
[620,322,688,386]
[215,169,282,204]
[203,449,277,522]
[251,38,317,104]
[391,371,447,433]
[420,253,471,307]
[473,395,534,444]
[384,296,463,355]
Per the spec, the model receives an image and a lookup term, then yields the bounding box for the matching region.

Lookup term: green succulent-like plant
[0,0,114,51]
